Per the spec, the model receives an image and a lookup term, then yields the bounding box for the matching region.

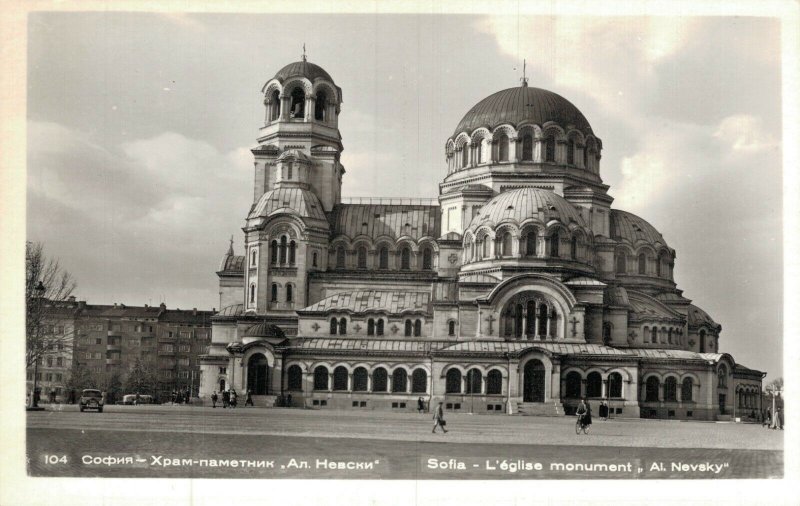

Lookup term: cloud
[713,114,780,155]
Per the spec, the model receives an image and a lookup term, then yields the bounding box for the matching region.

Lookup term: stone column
[534,307,541,338]
[367,373,372,392]
[580,379,587,398]
[305,96,315,121]
[546,311,552,338]
[328,373,333,392]
[601,378,607,399]
[280,95,290,120]
[550,362,561,400]
[509,137,518,161]
[387,374,393,393]
[347,373,352,392]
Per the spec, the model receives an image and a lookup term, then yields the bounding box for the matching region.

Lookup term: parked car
[79,389,104,412]
[119,394,154,405]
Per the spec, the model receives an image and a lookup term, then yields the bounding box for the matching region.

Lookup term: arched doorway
[247,354,269,395]
[523,359,546,402]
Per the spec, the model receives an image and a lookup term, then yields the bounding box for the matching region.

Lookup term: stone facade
[199,59,764,420]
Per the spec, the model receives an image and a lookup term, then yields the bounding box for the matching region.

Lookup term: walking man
[222,389,230,408]
[432,401,448,433]
[211,391,218,408]
[417,396,425,414]
[245,389,254,407]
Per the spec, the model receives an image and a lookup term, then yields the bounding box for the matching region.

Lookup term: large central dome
[454,85,593,135]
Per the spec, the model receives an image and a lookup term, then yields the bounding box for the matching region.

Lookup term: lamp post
[29,281,45,409]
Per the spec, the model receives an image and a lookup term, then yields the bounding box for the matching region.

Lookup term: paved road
[27,406,783,479]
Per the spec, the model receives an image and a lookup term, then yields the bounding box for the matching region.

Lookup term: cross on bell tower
[520,59,528,87]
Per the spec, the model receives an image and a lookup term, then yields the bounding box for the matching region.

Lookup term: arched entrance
[523,359,546,402]
[247,354,269,395]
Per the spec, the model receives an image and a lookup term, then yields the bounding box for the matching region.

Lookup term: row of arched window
[615,250,672,279]
[286,365,428,393]
[333,244,434,271]
[328,317,425,337]
[563,371,624,399]
[643,376,694,402]
[444,368,504,395]
[465,228,587,264]
[265,87,334,123]
[736,388,759,409]
[642,325,682,345]
[270,236,297,266]
[270,283,294,303]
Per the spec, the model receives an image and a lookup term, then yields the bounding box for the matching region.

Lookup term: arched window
[392,369,408,393]
[448,320,456,336]
[338,318,347,335]
[313,366,329,390]
[608,372,623,398]
[501,231,513,257]
[667,328,673,344]
[545,135,556,162]
[602,322,612,346]
[616,252,626,274]
[498,134,509,161]
[638,253,646,275]
[414,319,422,337]
[522,134,533,161]
[537,304,549,338]
[404,320,412,337]
[586,372,602,397]
[270,283,278,302]
[376,319,384,336]
[664,377,678,401]
[251,249,257,267]
[567,139,575,165]
[412,369,427,393]
[465,369,482,394]
[461,146,468,168]
[279,236,287,264]
[657,253,665,277]
[287,365,303,391]
[643,326,650,343]
[645,377,660,401]
[651,327,658,343]
[422,247,432,270]
[285,284,293,303]
[312,252,318,267]
[445,369,462,394]
[287,164,293,180]
[717,365,727,388]
[525,230,537,257]
[335,246,345,269]
[357,246,367,269]
[250,284,256,304]
[486,370,502,395]
[482,237,490,258]
[289,241,296,265]
[571,236,578,259]
[372,368,388,392]
[699,330,707,352]
[367,318,375,336]
[333,366,348,391]
[329,318,338,335]
[378,246,389,269]
[400,247,411,270]
[475,141,483,164]
[352,367,368,391]
[290,87,305,118]
[270,240,278,264]
[314,90,327,121]
[549,233,559,257]
[270,90,280,121]
[565,371,582,398]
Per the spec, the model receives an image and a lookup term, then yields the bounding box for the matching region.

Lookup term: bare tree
[26,241,77,369]
[766,377,783,392]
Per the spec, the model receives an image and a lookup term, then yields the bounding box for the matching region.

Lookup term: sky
[25,12,783,379]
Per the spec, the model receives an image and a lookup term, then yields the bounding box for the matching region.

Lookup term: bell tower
[252,53,344,212]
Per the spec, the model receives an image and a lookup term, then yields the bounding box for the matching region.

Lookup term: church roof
[687,304,720,328]
[627,291,684,321]
[626,349,725,362]
[289,338,453,353]
[610,209,670,249]
[466,187,586,232]
[436,342,629,356]
[453,85,593,136]
[300,290,431,315]
[249,187,328,222]
[330,203,440,241]
[215,304,244,317]
[274,60,334,83]
[218,254,244,273]
[244,321,285,338]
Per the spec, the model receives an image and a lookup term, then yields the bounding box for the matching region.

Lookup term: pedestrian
[417,396,425,414]
[764,408,772,428]
[772,408,781,430]
[432,401,448,433]
[576,398,593,428]
[185,387,191,405]
[134,393,140,406]
[599,401,608,420]
[222,389,230,408]
[245,389,254,407]
[50,390,57,404]
[287,394,293,407]
[211,391,218,408]
[230,390,238,408]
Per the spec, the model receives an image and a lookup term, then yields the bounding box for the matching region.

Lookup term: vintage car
[79,389,104,412]
[119,394,154,405]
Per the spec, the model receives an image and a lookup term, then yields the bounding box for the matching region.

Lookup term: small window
[638,253,647,275]
[357,247,367,269]
[400,247,411,270]
[404,320,412,337]
[286,284,293,303]
[448,320,455,336]
[414,319,422,337]
[376,319,384,336]
[289,241,296,265]
[545,135,556,162]
[378,246,389,269]
[336,247,346,269]
[270,283,278,302]
[422,248,432,270]
[522,134,533,161]
[338,318,347,335]
[498,134,509,161]
[312,252,318,267]
[330,318,338,335]
[567,139,575,165]
[367,318,375,336]
[250,250,257,266]
[250,284,257,304]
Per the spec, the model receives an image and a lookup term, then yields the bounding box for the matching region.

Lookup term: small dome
[275,149,312,163]
[244,321,285,338]
[467,188,586,231]
[218,254,244,273]
[274,60,334,83]
[454,85,593,136]
[610,210,669,248]
[248,187,328,222]
[688,304,719,329]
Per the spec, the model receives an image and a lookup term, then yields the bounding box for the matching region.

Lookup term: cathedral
[199,57,764,420]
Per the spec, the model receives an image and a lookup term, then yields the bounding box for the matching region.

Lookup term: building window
[445,369,462,394]
[270,240,278,265]
[448,320,456,336]
[717,365,727,388]
[330,318,338,335]
[279,236,287,264]
[315,90,327,121]
[352,367,368,391]
[47,357,53,367]
[608,372,623,398]
[312,252,318,267]
[289,241,296,265]
[699,329,706,352]
[372,368,388,392]
[571,236,578,260]
[638,253,646,274]
[664,377,678,401]
[602,323,612,346]
[586,372,602,397]
[567,139,575,164]
[357,247,367,269]
[376,319,384,336]
[548,233,559,257]
[378,246,389,269]
[521,134,533,161]
[616,252,626,274]
[290,87,305,118]
[333,366,348,391]
[645,377,660,402]
[287,163,293,180]
[422,248,432,270]
[338,318,347,335]
[251,249,257,267]
[286,284,293,303]
[486,370,502,395]
[392,369,407,393]
[400,247,411,270]
[461,146,468,168]
[411,369,427,393]
[498,134,509,161]
[288,365,303,391]
[271,283,278,302]
[545,135,556,162]
[466,369,482,394]
[501,231,513,257]
[250,284,256,304]
[56,357,63,367]
[404,320,412,337]
[681,378,693,401]
[657,253,665,277]
[414,319,422,337]
[313,366,329,390]
[336,247,345,269]
[651,327,658,343]
[525,230,537,257]
[269,90,280,121]
[367,318,375,336]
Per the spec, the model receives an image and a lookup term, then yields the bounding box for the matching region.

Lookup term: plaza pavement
[26,405,783,479]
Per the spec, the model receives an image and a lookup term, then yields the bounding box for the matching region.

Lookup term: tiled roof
[274,60,334,83]
[605,286,630,306]
[330,204,440,241]
[248,187,328,222]
[610,210,669,248]
[216,304,244,317]
[437,341,630,356]
[78,305,164,319]
[626,349,724,362]
[687,304,719,328]
[627,291,682,320]
[565,276,606,287]
[289,338,452,353]
[453,85,593,136]
[300,290,431,315]
[467,188,586,232]
[218,254,244,273]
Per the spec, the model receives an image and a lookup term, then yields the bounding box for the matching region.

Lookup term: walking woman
[432,401,448,433]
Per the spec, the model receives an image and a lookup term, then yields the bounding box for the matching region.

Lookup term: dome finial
[302,43,307,62]
[227,235,234,256]
[520,58,528,87]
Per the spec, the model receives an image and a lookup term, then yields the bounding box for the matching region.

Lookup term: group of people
[210,389,238,408]
[170,388,192,404]
[762,407,784,429]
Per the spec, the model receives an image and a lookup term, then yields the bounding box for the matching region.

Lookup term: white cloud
[713,114,779,154]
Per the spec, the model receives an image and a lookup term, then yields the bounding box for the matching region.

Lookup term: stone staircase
[516,401,563,416]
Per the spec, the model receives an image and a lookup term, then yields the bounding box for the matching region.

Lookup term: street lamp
[29,281,45,409]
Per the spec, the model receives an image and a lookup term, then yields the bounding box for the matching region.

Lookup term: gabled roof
[300,290,431,315]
